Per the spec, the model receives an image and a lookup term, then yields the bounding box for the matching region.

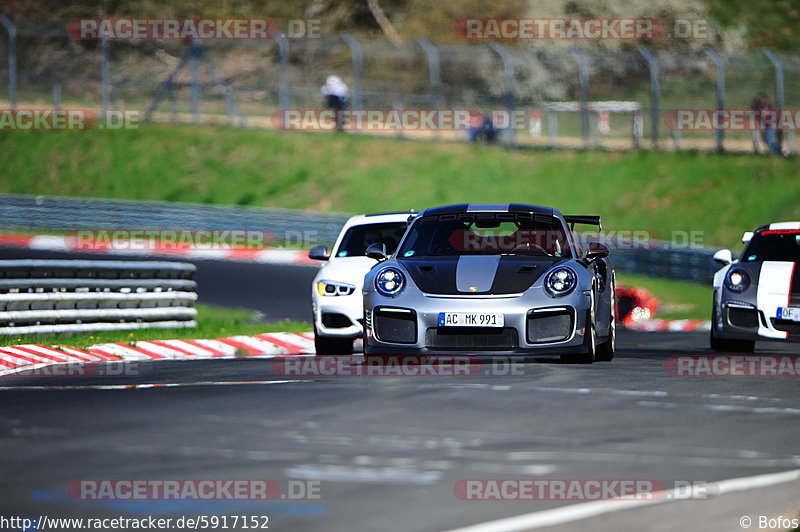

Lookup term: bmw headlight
[725,268,751,292]
[316,280,356,296]
[544,267,577,297]
[375,267,405,297]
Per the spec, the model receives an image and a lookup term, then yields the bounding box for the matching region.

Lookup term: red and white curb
[0,332,316,376]
[0,233,318,266]
[624,319,711,333]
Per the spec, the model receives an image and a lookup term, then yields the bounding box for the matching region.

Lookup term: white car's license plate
[777,307,800,321]
[438,312,504,327]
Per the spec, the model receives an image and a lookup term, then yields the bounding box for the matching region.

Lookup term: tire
[709,305,755,353]
[314,329,354,356]
[595,278,616,362]
[563,310,596,364]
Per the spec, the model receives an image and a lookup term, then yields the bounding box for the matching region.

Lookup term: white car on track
[309,212,414,354]
[711,222,800,352]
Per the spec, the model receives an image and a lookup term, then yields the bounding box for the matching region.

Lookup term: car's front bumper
[313,293,363,339]
[364,288,592,355]
[716,299,800,342]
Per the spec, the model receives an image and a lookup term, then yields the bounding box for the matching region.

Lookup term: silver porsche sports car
[711,222,800,352]
[362,203,615,363]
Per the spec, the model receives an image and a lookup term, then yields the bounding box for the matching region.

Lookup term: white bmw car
[308,212,414,354]
[711,222,800,352]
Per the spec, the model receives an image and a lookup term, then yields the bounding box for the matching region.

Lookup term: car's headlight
[316,280,356,296]
[375,267,405,297]
[725,268,751,292]
[544,267,577,297]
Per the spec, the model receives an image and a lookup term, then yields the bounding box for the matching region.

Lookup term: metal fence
[1,17,799,153]
[0,259,198,335]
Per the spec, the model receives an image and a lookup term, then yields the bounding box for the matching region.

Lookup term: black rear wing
[564,215,602,231]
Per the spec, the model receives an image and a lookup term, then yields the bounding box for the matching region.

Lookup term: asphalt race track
[1,248,799,532]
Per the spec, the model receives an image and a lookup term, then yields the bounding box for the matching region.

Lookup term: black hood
[399,256,562,295]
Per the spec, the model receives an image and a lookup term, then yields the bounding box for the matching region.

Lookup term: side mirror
[308,245,330,261]
[742,231,754,243]
[365,242,388,261]
[586,241,609,260]
[713,249,733,265]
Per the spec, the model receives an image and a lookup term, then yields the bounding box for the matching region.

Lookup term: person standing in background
[751,91,781,155]
[321,75,349,131]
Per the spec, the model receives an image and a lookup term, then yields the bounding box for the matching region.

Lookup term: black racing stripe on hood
[400,256,557,295]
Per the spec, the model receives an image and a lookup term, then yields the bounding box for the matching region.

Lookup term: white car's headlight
[544,267,577,297]
[375,267,405,297]
[725,268,751,292]
[316,280,356,296]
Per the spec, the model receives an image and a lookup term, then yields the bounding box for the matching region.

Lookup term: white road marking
[285,464,442,485]
[0,379,313,391]
[443,468,800,532]
[637,400,800,416]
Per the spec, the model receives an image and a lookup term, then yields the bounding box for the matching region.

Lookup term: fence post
[488,42,516,147]
[277,35,290,110]
[704,46,725,153]
[190,39,201,124]
[570,47,591,148]
[340,33,364,111]
[763,48,792,155]
[416,38,441,111]
[638,46,660,150]
[417,37,441,139]
[0,15,17,110]
[547,110,558,148]
[53,82,61,111]
[101,38,110,118]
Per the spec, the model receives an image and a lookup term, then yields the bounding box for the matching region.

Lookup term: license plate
[438,312,504,327]
[777,307,800,321]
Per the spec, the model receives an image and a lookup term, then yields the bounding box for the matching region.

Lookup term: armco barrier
[0,194,350,246]
[0,260,198,335]
[0,194,723,283]
[612,245,720,284]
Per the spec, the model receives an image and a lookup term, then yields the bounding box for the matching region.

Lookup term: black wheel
[709,305,755,353]
[596,282,616,362]
[563,310,596,364]
[314,329,354,355]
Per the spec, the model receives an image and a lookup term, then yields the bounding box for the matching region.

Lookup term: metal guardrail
[0,260,198,335]
[0,194,724,283]
[0,194,350,247]
[613,245,720,284]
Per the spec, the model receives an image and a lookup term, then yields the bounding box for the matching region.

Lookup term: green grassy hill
[2,125,796,250]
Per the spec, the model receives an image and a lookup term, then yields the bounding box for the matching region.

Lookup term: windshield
[334,221,408,257]
[741,230,800,262]
[397,213,572,258]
